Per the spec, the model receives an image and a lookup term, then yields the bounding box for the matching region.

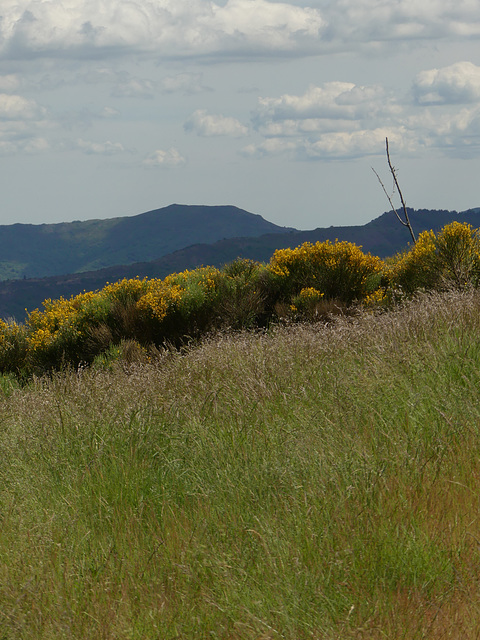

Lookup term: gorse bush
[137,267,224,342]
[268,239,384,304]
[26,282,150,370]
[386,230,438,295]
[436,220,480,287]
[0,221,479,376]
[217,258,269,329]
[290,287,324,316]
[386,221,480,295]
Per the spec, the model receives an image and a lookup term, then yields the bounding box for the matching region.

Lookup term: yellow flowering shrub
[137,268,221,320]
[136,279,184,321]
[299,286,324,300]
[0,318,12,348]
[363,288,388,308]
[27,297,79,352]
[387,222,480,294]
[269,240,384,304]
[135,267,225,342]
[386,230,437,295]
[101,278,149,305]
[436,221,480,288]
[166,266,220,289]
[289,287,325,318]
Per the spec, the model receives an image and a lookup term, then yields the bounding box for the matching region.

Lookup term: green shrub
[386,231,438,296]
[136,267,224,344]
[290,286,324,320]
[0,320,28,375]
[217,258,269,329]
[387,222,480,296]
[436,221,480,288]
[268,240,384,305]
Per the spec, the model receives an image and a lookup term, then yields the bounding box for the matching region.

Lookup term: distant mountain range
[1,204,479,320]
[0,204,291,281]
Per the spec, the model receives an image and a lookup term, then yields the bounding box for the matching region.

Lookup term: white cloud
[22,137,49,153]
[246,81,401,159]
[243,128,414,160]
[405,105,480,155]
[1,0,480,64]
[100,106,120,118]
[251,82,402,148]
[0,113,51,152]
[184,109,248,137]
[256,117,360,137]
[302,128,412,159]
[253,82,399,133]
[206,0,325,50]
[244,62,480,161]
[76,138,125,155]
[0,93,46,120]
[1,0,480,66]
[0,92,52,156]
[413,61,480,105]
[325,0,480,48]
[241,138,299,157]
[0,0,325,60]
[142,147,186,168]
[406,63,480,153]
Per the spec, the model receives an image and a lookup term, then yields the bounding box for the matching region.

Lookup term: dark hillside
[0,204,291,280]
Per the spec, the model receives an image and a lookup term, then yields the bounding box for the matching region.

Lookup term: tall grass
[2,290,480,638]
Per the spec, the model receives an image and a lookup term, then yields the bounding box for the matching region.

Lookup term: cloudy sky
[1,0,480,229]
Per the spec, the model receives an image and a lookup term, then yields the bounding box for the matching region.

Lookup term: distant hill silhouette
[0,204,291,281]
[1,206,479,321]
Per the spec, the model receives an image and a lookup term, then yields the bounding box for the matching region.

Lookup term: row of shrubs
[0,220,479,376]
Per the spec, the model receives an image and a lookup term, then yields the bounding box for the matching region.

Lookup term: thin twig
[372,167,407,227]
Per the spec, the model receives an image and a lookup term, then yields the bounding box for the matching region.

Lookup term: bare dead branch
[372,137,416,244]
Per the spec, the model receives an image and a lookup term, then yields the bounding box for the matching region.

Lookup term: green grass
[2,290,480,638]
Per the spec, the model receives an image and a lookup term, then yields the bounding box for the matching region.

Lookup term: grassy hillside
[0,204,290,281]
[1,289,480,638]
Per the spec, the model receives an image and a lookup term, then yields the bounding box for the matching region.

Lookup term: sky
[1,0,480,230]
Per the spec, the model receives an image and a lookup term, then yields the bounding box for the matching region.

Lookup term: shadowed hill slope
[0,204,291,280]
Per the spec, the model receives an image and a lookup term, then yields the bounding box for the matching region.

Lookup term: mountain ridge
[0,204,292,280]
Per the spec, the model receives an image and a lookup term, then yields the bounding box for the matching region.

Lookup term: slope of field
[1,290,480,638]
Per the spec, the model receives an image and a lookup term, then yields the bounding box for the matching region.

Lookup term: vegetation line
[0,219,479,377]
